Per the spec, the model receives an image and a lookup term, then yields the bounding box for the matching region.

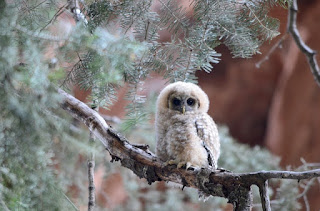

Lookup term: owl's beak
[182,105,186,114]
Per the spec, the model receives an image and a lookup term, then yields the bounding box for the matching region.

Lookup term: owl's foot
[177,161,192,169]
[165,160,199,170]
[164,159,179,166]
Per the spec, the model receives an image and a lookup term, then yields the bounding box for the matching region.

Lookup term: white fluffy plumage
[155,82,220,170]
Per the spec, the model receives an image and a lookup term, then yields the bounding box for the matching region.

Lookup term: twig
[58,88,320,211]
[40,3,68,32]
[88,131,95,211]
[287,0,320,86]
[14,24,66,42]
[61,190,80,211]
[296,177,317,210]
[30,0,47,11]
[68,0,88,24]
[296,178,316,199]
[255,34,287,68]
[244,3,278,37]
[88,95,98,211]
[303,194,310,211]
[258,180,271,211]
[183,49,193,82]
[158,0,188,36]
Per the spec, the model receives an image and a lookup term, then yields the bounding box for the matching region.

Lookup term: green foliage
[60,0,287,128]
[0,0,304,210]
[0,2,87,210]
[218,127,281,172]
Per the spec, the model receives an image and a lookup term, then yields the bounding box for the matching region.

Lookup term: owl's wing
[195,115,220,169]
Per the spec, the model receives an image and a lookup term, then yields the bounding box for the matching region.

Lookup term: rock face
[197,2,320,210]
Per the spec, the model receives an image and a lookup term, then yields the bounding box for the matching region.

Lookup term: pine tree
[1,0,317,210]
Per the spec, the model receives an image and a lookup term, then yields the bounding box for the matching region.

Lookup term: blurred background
[73,1,320,210]
[1,0,320,210]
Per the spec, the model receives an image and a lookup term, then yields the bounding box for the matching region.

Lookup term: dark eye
[187,98,195,106]
[172,98,181,106]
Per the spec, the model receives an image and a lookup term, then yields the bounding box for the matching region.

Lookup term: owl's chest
[164,116,208,161]
[164,116,198,144]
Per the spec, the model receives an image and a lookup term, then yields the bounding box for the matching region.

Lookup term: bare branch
[88,95,98,211]
[255,34,287,69]
[296,178,316,199]
[14,24,66,42]
[287,0,320,86]
[303,194,310,211]
[40,3,68,32]
[88,123,96,210]
[258,180,271,211]
[58,88,320,211]
[68,0,88,24]
[240,169,320,181]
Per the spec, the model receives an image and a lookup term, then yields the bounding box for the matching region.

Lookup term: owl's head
[157,81,210,114]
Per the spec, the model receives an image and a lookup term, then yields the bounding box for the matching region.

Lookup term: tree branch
[255,34,287,69]
[258,180,271,211]
[87,92,98,211]
[88,113,96,210]
[58,88,320,211]
[287,0,320,86]
[68,0,87,24]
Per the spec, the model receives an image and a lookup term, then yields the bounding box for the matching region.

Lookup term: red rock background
[197,1,320,210]
[73,1,320,210]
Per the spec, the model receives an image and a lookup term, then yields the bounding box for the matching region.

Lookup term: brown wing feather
[195,114,220,169]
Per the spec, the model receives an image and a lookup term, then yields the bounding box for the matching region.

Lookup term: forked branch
[287,0,320,86]
[58,89,320,211]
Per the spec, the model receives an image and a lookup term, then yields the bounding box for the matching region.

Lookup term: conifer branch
[244,3,276,37]
[287,0,320,86]
[58,88,320,211]
[40,3,68,32]
[14,24,66,42]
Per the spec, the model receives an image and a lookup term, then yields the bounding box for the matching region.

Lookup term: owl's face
[156,81,210,114]
[168,92,199,114]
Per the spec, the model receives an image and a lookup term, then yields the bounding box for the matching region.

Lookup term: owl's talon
[168,160,177,165]
[177,162,186,169]
[186,162,192,170]
[164,159,179,166]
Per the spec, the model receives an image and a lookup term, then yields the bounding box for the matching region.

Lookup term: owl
[155,81,220,170]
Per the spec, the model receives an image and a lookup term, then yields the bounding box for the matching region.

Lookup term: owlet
[155,81,220,170]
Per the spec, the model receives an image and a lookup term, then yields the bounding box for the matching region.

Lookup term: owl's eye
[187,98,195,106]
[172,98,181,106]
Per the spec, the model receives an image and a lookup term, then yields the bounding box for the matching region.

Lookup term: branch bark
[87,136,95,211]
[287,0,320,86]
[58,88,320,211]
[88,116,96,210]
